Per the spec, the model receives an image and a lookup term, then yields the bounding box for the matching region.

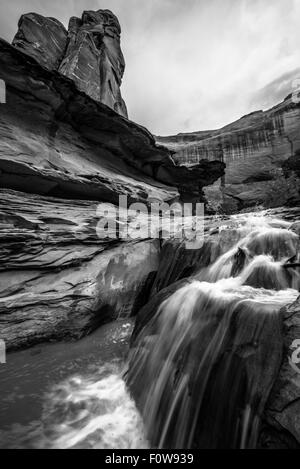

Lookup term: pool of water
[0,319,147,449]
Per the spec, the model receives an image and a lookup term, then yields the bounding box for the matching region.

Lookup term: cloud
[249,68,300,111]
[0,0,299,135]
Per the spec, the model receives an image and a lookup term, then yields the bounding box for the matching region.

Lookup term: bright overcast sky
[0,0,299,135]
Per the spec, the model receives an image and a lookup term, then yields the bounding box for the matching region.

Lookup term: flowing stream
[127,209,300,448]
[0,209,299,449]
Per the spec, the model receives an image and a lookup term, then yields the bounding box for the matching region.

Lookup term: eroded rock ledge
[0,38,224,205]
[0,189,160,350]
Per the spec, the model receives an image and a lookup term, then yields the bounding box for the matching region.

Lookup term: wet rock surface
[0,190,160,351]
[259,296,300,449]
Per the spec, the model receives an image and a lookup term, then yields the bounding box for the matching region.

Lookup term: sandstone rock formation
[12,10,128,117]
[0,190,160,351]
[157,98,300,213]
[12,13,68,70]
[1,8,299,451]
[0,38,224,206]
[59,10,128,117]
[0,16,224,350]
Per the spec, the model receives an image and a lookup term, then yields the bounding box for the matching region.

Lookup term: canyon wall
[0,12,224,350]
[0,190,160,350]
[157,98,300,213]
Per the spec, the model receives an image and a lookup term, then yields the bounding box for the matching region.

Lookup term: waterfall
[127,212,300,449]
[1,211,298,449]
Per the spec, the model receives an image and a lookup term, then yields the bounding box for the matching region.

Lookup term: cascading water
[0,321,149,449]
[37,364,148,449]
[1,211,299,449]
[127,211,300,449]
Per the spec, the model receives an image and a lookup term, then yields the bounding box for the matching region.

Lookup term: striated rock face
[0,14,224,350]
[0,190,160,351]
[157,99,300,213]
[0,38,224,204]
[0,39,170,204]
[283,149,300,178]
[12,10,128,117]
[12,13,68,70]
[59,10,128,117]
[0,39,168,350]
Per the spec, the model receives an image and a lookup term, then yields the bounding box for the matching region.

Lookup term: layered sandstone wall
[157,99,300,212]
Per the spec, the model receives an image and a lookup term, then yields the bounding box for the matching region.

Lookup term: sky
[0,0,299,135]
